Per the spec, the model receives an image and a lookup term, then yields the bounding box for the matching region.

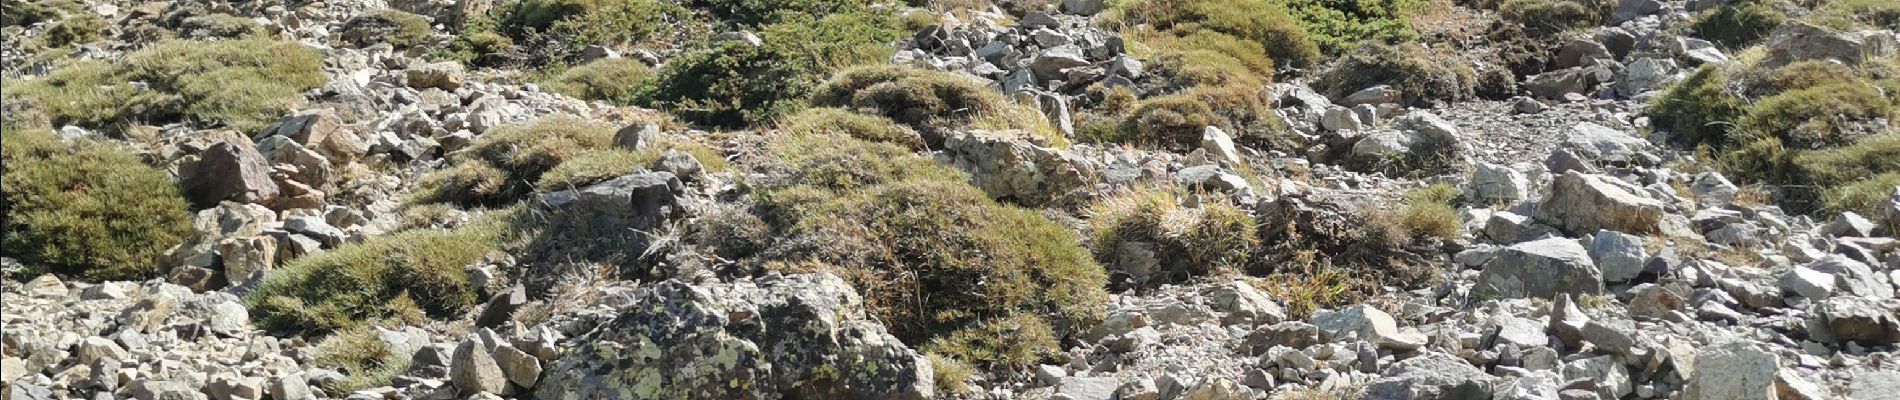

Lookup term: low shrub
[693,0,869,26]
[1085,186,1258,288]
[1807,0,1900,30]
[1314,41,1476,107]
[309,325,415,393]
[1735,82,1892,149]
[1397,183,1461,240]
[7,38,324,133]
[339,10,433,47]
[756,134,1106,369]
[809,66,1063,145]
[1494,0,1612,35]
[2,0,84,27]
[410,116,615,206]
[640,12,900,126]
[1648,65,1747,147]
[1748,60,1858,96]
[1121,84,1286,150]
[532,135,727,190]
[779,107,925,150]
[1279,0,1424,54]
[1107,0,1321,68]
[498,0,692,60]
[179,13,266,39]
[247,208,525,333]
[1691,1,1787,49]
[42,10,102,47]
[926,353,973,395]
[1142,30,1275,88]
[0,127,193,281]
[542,57,652,103]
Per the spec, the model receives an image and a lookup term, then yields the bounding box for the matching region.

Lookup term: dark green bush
[1649,65,1747,147]
[542,57,652,103]
[1691,1,1787,49]
[639,12,900,127]
[1279,0,1424,54]
[500,0,692,59]
[248,208,524,333]
[1109,0,1321,68]
[757,134,1106,369]
[8,38,324,133]
[1,128,192,281]
[1314,41,1476,107]
[693,0,870,26]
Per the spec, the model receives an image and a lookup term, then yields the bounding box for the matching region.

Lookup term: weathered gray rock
[1323,106,1364,131]
[1762,21,1898,68]
[944,129,1097,206]
[1814,297,1899,345]
[1312,305,1419,350]
[1617,57,1677,97]
[1200,126,1242,166]
[1059,376,1121,400]
[1477,237,1604,299]
[183,137,279,207]
[649,150,706,183]
[1363,352,1496,400]
[1467,163,1530,204]
[540,171,685,230]
[1827,212,1877,238]
[1565,122,1654,166]
[406,62,466,90]
[269,373,314,400]
[1537,171,1664,234]
[1562,355,1632,400]
[492,345,542,388]
[451,337,508,395]
[1611,0,1662,23]
[1780,267,1837,300]
[1204,280,1285,325]
[1527,66,1613,100]
[1627,284,1685,320]
[1588,229,1647,283]
[132,381,207,400]
[536,273,932,400]
[1679,343,1777,400]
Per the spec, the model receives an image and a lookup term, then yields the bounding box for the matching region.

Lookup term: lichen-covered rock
[535,273,932,400]
[943,129,1097,206]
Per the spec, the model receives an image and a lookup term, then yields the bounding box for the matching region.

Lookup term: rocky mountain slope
[2,0,1899,399]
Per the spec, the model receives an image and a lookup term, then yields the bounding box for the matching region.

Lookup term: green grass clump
[42,10,102,47]
[926,353,973,395]
[1491,0,1612,35]
[1085,186,1259,287]
[534,136,728,190]
[1315,41,1476,107]
[1805,0,1900,30]
[247,208,525,333]
[1649,65,1748,148]
[639,12,901,127]
[1735,83,1893,149]
[309,325,416,393]
[1691,1,1787,49]
[340,10,433,47]
[1121,84,1287,150]
[411,116,615,206]
[809,66,1065,146]
[1107,0,1320,68]
[2,0,84,27]
[1398,183,1461,240]
[542,57,652,103]
[179,13,265,39]
[6,38,324,133]
[756,133,1106,370]
[1141,31,1277,88]
[1,127,192,281]
[779,107,925,150]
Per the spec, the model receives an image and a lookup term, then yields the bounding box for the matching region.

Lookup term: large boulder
[1363,352,1497,400]
[943,129,1097,206]
[1536,171,1664,234]
[535,273,933,400]
[182,136,279,208]
[1679,343,1778,400]
[1812,297,1900,345]
[1476,237,1604,299]
[1762,21,1898,68]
